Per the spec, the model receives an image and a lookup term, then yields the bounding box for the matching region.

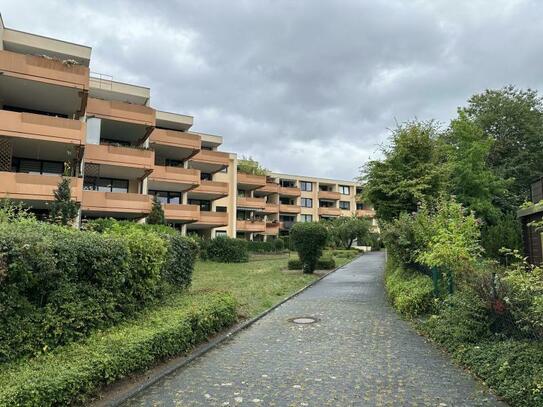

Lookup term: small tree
[327,216,372,249]
[49,177,79,226]
[147,196,166,225]
[290,222,328,274]
[237,156,268,176]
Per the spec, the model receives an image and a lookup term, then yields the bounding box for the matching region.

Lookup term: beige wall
[212,154,237,237]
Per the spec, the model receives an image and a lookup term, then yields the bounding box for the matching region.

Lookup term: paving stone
[125,252,507,406]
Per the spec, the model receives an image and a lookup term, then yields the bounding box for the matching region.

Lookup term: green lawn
[191,250,359,318]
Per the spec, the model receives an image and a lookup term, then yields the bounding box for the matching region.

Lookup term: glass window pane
[42,161,64,176]
[168,193,181,204]
[111,179,128,193]
[97,178,112,192]
[19,159,42,174]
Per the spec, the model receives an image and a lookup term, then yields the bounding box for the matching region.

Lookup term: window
[84,177,129,193]
[149,190,181,204]
[188,199,211,212]
[301,198,313,208]
[339,201,351,210]
[356,202,365,210]
[100,138,131,147]
[165,159,184,167]
[300,214,313,222]
[300,181,312,192]
[200,172,213,181]
[339,185,350,195]
[280,179,296,188]
[280,197,295,205]
[215,230,227,237]
[201,146,213,151]
[319,200,335,208]
[216,206,227,212]
[12,158,64,176]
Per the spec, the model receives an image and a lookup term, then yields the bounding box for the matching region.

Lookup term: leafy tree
[237,156,268,176]
[290,222,328,274]
[326,216,371,249]
[461,86,543,204]
[442,112,511,224]
[147,196,166,225]
[361,120,447,222]
[49,177,79,226]
[481,212,523,264]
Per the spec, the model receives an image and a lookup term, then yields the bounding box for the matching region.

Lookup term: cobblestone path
[125,252,506,406]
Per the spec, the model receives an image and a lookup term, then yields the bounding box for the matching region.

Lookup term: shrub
[147,195,166,225]
[288,257,336,270]
[481,212,522,264]
[290,222,328,274]
[200,237,249,263]
[287,259,302,270]
[385,263,434,317]
[0,291,237,407]
[246,239,285,253]
[161,234,199,288]
[48,177,79,226]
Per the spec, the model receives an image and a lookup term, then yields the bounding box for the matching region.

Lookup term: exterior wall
[212,154,237,237]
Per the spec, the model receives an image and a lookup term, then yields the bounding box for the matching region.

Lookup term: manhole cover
[289,317,319,324]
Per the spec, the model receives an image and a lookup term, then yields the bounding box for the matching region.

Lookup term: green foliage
[246,239,285,253]
[461,86,543,205]
[161,234,199,288]
[481,212,523,263]
[385,263,434,317]
[287,256,336,270]
[325,216,371,249]
[237,156,268,176]
[0,291,237,407]
[200,237,249,263]
[290,222,328,274]
[361,120,447,222]
[147,195,166,225]
[48,177,79,226]
[0,199,34,223]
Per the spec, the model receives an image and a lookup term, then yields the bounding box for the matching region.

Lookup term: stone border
[93,254,362,407]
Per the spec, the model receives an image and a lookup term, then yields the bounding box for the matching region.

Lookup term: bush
[246,239,285,253]
[287,258,302,270]
[200,237,249,263]
[290,222,328,274]
[288,257,336,270]
[0,291,237,407]
[481,212,522,264]
[385,263,434,317]
[162,234,199,288]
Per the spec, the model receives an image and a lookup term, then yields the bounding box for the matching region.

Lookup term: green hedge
[290,222,328,273]
[0,291,237,407]
[246,239,285,253]
[384,263,434,317]
[200,237,249,263]
[288,256,336,270]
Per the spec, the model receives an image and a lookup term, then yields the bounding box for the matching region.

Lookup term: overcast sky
[2,0,542,180]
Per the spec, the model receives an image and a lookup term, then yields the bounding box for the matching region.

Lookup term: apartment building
[0,14,376,239]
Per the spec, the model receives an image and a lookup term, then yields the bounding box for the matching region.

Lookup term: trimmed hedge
[288,257,336,270]
[384,263,434,317]
[200,237,249,263]
[0,291,237,407]
[246,239,285,253]
[290,222,328,273]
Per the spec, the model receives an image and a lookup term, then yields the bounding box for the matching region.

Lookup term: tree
[461,86,543,205]
[147,196,166,225]
[326,216,371,249]
[442,112,511,224]
[237,156,268,176]
[290,222,328,274]
[360,120,447,222]
[49,177,79,226]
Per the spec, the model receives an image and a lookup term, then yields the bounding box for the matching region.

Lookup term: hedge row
[0,219,198,363]
[246,239,285,253]
[0,291,237,407]
[200,237,249,263]
[288,257,336,270]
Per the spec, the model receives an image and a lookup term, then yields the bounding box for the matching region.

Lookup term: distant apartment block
[0,14,376,239]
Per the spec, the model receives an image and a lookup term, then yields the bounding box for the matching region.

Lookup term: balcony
[194,211,229,228]
[237,172,267,190]
[237,197,266,210]
[84,144,154,178]
[148,166,200,192]
[356,209,376,218]
[163,203,200,223]
[265,222,280,235]
[149,129,201,160]
[262,203,279,214]
[190,180,229,200]
[0,172,82,203]
[0,109,85,145]
[318,207,342,217]
[0,49,89,90]
[279,186,301,197]
[190,150,230,173]
[81,191,152,216]
[237,220,266,233]
[86,98,155,127]
[279,204,301,214]
[318,190,341,201]
[280,221,296,230]
[254,182,279,197]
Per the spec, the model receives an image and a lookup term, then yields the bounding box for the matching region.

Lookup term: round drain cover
[289,317,319,324]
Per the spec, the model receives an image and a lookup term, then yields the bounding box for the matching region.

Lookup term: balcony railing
[148,166,200,187]
[318,207,342,216]
[237,172,267,189]
[279,186,301,197]
[265,221,280,235]
[279,221,296,230]
[258,182,279,194]
[191,180,229,197]
[149,128,201,151]
[356,209,376,218]
[237,220,266,232]
[84,144,154,171]
[86,98,155,127]
[197,211,229,226]
[0,109,85,145]
[0,49,89,90]
[190,150,230,167]
[163,203,200,222]
[279,204,301,214]
[262,203,279,213]
[0,172,82,202]
[81,191,152,214]
[237,196,266,210]
[318,190,341,200]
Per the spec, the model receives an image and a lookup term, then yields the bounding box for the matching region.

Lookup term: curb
[101,253,362,406]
